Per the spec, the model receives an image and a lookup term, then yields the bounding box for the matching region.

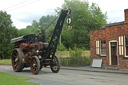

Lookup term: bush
[85,56,90,65]
[69,46,82,57]
[57,44,67,51]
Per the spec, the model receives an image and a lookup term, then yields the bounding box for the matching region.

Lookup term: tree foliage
[32,20,39,28]
[57,0,107,49]
[18,26,40,36]
[39,15,57,28]
[0,11,18,59]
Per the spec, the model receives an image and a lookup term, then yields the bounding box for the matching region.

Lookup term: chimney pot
[124,9,128,23]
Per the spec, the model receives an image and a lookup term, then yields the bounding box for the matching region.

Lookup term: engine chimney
[124,9,128,23]
[41,28,45,42]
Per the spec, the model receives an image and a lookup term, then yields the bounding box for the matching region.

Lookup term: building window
[101,40,106,55]
[125,35,128,56]
[119,36,124,55]
[96,40,99,55]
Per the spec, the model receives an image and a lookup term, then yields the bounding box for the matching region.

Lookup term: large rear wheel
[12,48,24,72]
[50,56,60,73]
[30,56,40,75]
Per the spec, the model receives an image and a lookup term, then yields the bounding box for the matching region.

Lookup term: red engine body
[19,42,44,50]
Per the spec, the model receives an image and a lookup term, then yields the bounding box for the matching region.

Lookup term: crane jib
[44,9,71,58]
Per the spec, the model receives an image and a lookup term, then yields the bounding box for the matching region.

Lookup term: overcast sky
[0,0,128,29]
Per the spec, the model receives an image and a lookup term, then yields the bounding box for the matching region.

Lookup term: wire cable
[45,16,58,29]
[2,0,29,10]
[3,0,40,11]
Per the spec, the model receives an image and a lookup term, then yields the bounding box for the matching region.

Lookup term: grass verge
[0,59,11,65]
[0,72,39,85]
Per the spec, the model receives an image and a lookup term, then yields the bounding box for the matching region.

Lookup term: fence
[60,57,90,66]
[56,50,90,57]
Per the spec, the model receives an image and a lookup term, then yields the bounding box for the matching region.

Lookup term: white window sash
[96,40,99,54]
[119,36,124,55]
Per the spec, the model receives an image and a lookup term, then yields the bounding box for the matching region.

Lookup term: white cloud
[11,17,31,28]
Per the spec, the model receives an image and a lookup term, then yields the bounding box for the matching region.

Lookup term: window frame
[125,35,128,57]
[100,40,106,56]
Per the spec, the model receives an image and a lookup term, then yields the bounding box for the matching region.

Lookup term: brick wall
[90,23,128,70]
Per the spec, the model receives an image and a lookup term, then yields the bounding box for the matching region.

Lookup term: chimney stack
[124,9,128,23]
[41,28,45,42]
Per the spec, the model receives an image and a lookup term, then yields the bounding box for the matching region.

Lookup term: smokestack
[124,9,128,23]
[41,28,45,42]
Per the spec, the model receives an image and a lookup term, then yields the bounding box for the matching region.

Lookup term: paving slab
[61,66,128,74]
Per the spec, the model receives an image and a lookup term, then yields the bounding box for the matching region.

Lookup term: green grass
[0,72,39,85]
[0,59,11,65]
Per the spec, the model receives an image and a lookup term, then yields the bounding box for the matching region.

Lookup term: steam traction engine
[11,9,71,75]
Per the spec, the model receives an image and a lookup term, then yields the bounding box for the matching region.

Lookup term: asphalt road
[0,65,128,85]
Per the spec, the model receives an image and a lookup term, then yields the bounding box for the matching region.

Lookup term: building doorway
[111,42,117,65]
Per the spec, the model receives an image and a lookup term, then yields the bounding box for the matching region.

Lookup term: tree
[56,0,107,50]
[0,11,18,59]
[39,15,57,28]
[18,25,41,36]
[32,20,39,28]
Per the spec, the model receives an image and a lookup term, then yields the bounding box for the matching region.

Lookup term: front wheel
[50,56,60,73]
[12,48,24,72]
[30,56,40,75]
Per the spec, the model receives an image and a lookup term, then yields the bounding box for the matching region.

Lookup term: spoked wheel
[12,48,24,72]
[50,56,60,73]
[30,56,40,75]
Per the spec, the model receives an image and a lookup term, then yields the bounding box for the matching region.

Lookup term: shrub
[57,44,67,51]
[85,56,90,65]
[69,46,82,57]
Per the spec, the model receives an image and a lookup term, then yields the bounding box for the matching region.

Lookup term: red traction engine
[11,9,71,75]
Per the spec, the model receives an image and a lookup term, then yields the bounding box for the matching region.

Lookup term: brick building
[90,9,128,70]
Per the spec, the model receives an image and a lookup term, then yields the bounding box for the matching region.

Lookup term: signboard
[92,59,102,67]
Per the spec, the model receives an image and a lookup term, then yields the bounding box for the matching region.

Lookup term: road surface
[0,65,128,85]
